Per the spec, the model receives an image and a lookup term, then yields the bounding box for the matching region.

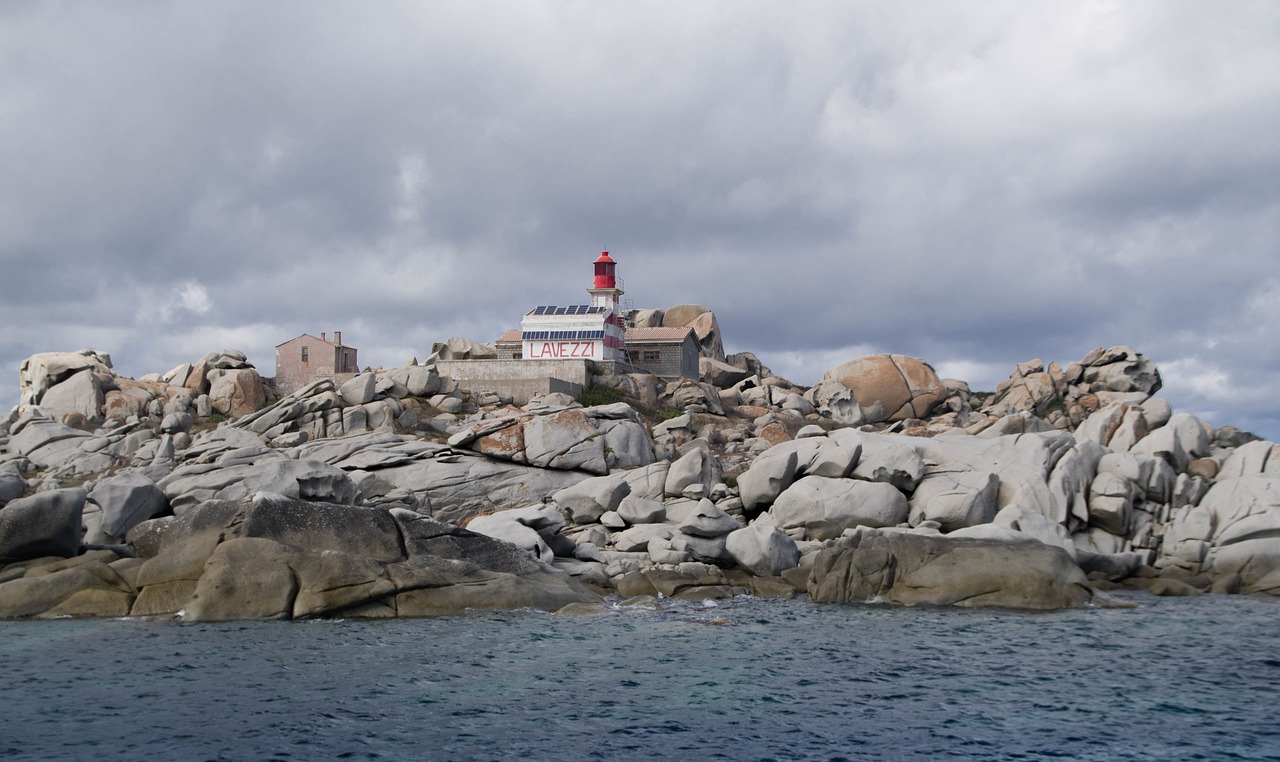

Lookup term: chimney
[320,332,326,342]
[334,331,342,346]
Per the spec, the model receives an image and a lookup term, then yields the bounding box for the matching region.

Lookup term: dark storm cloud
[1,2,1278,438]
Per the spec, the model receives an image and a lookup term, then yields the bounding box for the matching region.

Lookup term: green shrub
[656,408,683,421]
[577,385,625,408]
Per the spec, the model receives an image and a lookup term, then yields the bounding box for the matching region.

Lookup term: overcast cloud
[2,2,1278,437]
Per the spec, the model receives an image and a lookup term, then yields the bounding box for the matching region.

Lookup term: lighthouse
[587,250,625,310]
[512,251,628,362]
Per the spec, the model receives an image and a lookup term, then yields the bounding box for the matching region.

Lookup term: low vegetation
[576,385,625,408]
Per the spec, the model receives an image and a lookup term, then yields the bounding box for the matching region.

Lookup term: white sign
[526,340,600,359]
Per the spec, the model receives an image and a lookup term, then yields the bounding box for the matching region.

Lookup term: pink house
[274,331,358,394]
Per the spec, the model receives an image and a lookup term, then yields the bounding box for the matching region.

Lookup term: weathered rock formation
[3,335,1277,621]
[811,354,947,425]
[807,528,1095,609]
[0,494,598,620]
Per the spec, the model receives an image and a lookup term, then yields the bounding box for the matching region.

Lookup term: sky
[2,2,1278,439]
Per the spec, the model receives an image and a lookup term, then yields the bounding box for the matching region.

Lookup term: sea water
[1,591,1277,761]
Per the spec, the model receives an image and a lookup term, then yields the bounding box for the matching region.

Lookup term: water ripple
[1,592,1279,760]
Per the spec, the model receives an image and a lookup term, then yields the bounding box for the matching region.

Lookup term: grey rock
[0,473,25,507]
[1162,476,1280,594]
[553,474,631,524]
[993,504,1076,560]
[1141,397,1173,429]
[725,524,799,577]
[339,373,379,406]
[796,425,827,439]
[430,337,498,361]
[648,536,692,565]
[0,488,86,563]
[1131,413,1210,473]
[160,412,193,434]
[671,532,730,564]
[9,417,94,468]
[113,495,599,621]
[846,436,923,493]
[1087,472,1139,536]
[678,499,739,538]
[86,472,169,544]
[465,515,553,562]
[39,370,104,421]
[207,368,266,419]
[908,471,999,531]
[1215,440,1280,481]
[617,495,666,525]
[159,456,358,514]
[664,446,719,498]
[19,350,112,406]
[770,476,908,540]
[699,357,751,388]
[368,456,586,526]
[808,527,1094,610]
[619,462,670,501]
[738,448,798,514]
[1047,440,1107,529]
[1077,345,1161,395]
[613,523,677,552]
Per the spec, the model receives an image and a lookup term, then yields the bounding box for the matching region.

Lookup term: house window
[642,350,660,362]
[301,346,309,362]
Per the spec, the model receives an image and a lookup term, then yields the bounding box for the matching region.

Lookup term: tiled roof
[625,326,694,342]
[275,333,352,348]
[496,329,521,344]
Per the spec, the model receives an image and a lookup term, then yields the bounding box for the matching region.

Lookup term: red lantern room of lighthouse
[517,251,628,361]
[588,250,625,309]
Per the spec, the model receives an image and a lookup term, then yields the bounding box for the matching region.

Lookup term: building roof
[496,329,521,344]
[274,333,355,349]
[624,326,695,343]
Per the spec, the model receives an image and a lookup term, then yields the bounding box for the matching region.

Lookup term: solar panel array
[522,330,605,341]
[529,305,607,315]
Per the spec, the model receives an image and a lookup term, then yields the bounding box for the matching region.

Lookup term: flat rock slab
[808,528,1094,610]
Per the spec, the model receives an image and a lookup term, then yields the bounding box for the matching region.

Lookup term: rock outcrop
[808,528,1095,609]
[813,354,947,424]
[0,494,599,620]
[3,333,1277,621]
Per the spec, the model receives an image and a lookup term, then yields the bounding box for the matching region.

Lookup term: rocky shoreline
[2,309,1277,621]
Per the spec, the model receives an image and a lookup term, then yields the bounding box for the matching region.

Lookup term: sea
[1,591,1277,761]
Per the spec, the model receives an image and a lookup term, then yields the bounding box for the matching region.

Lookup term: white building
[519,305,627,361]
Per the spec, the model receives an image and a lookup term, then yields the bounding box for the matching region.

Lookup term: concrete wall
[435,358,597,405]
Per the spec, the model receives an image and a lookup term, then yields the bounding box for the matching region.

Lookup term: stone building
[274,332,358,394]
[623,326,699,380]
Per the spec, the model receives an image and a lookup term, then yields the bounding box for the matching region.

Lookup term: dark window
[301,346,309,362]
[643,350,660,362]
